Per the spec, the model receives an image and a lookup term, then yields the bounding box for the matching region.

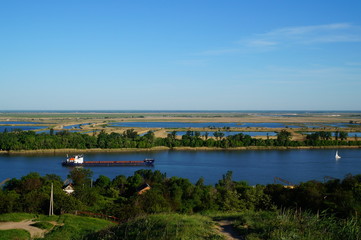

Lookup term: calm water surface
[0,121,44,124]
[302,132,361,137]
[63,123,91,129]
[110,122,300,128]
[1,149,360,185]
[0,126,47,132]
[169,131,277,137]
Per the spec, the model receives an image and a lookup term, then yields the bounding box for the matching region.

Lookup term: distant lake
[348,132,361,137]
[325,123,361,128]
[1,149,360,185]
[239,123,300,128]
[63,123,91,129]
[0,126,47,132]
[0,121,44,124]
[168,131,277,137]
[36,130,81,134]
[110,122,300,129]
[301,123,360,128]
[302,132,361,137]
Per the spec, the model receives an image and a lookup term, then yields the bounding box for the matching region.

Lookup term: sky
[1,0,361,111]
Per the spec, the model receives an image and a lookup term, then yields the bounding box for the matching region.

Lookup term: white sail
[335,151,341,159]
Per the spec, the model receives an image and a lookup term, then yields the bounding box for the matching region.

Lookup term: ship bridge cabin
[66,154,84,164]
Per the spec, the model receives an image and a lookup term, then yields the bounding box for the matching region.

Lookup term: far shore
[0,145,360,155]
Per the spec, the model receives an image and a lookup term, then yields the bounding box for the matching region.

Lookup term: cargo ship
[62,154,155,167]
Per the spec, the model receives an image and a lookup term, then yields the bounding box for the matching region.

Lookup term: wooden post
[49,183,54,216]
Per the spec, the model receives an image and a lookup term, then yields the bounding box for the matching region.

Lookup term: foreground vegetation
[0,213,114,240]
[1,169,361,239]
[1,211,360,240]
[213,210,361,240]
[0,129,359,151]
[86,213,223,240]
[0,229,30,240]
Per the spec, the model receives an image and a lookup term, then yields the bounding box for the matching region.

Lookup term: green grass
[211,210,361,240]
[30,221,54,230]
[0,213,38,222]
[0,213,114,240]
[86,213,224,240]
[2,211,360,240]
[0,229,30,240]
[41,214,115,240]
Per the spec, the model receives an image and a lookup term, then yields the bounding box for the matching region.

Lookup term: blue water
[63,123,91,129]
[36,130,82,134]
[0,126,47,132]
[348,132,361,137]
[301,123,361,128]
[169,131,277,137]
[0,121,44,124]
[110,122,241,128]
[238,123,300,128]
[110,122,300,129]
[325,123,361,128]
[302,132,361,137]
[0,149,360,185]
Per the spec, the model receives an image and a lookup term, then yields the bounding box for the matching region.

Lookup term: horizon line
[1,110,361,112]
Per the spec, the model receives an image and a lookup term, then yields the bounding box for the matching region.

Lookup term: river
[0,149,360,185]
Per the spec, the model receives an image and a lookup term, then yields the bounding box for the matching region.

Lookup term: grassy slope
[39,214,114,240]
[86,213,224,240]
[0,229,30,240]
[0,213,114,240]
[210,210,361,240]
[1,211,361,240]
[0,213,39,222]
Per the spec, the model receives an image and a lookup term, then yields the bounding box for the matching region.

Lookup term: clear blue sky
[1,0,360,110]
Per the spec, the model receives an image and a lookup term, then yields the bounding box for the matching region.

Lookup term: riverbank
[1,145,360,155]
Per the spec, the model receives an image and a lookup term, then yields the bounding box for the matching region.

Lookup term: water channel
[1,149,360,185]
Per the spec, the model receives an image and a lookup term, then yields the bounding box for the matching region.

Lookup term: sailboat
[335,150,341,160]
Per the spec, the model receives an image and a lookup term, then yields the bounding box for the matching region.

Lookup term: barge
[62,154,154,167]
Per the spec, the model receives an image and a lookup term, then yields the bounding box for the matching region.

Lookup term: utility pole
[49,183,54,216]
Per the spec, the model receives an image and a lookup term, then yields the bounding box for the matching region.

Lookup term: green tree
[68,168,93,186]
[339,131,348,140]
[94,175,111,188]
[277,130,291,145]
[123,129,138,139]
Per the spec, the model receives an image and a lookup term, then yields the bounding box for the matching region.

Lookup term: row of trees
[1,169,360,220]
[0,129,359,151]
[306,131,349,141]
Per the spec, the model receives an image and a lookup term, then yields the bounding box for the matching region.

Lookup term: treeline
[0,129,360,151]
[1,170,361,221]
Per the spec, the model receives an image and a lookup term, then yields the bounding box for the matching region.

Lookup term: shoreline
[1,145,360,155]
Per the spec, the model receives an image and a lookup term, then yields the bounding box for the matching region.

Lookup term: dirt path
[0,220,47,238]
[216,220,244,240]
